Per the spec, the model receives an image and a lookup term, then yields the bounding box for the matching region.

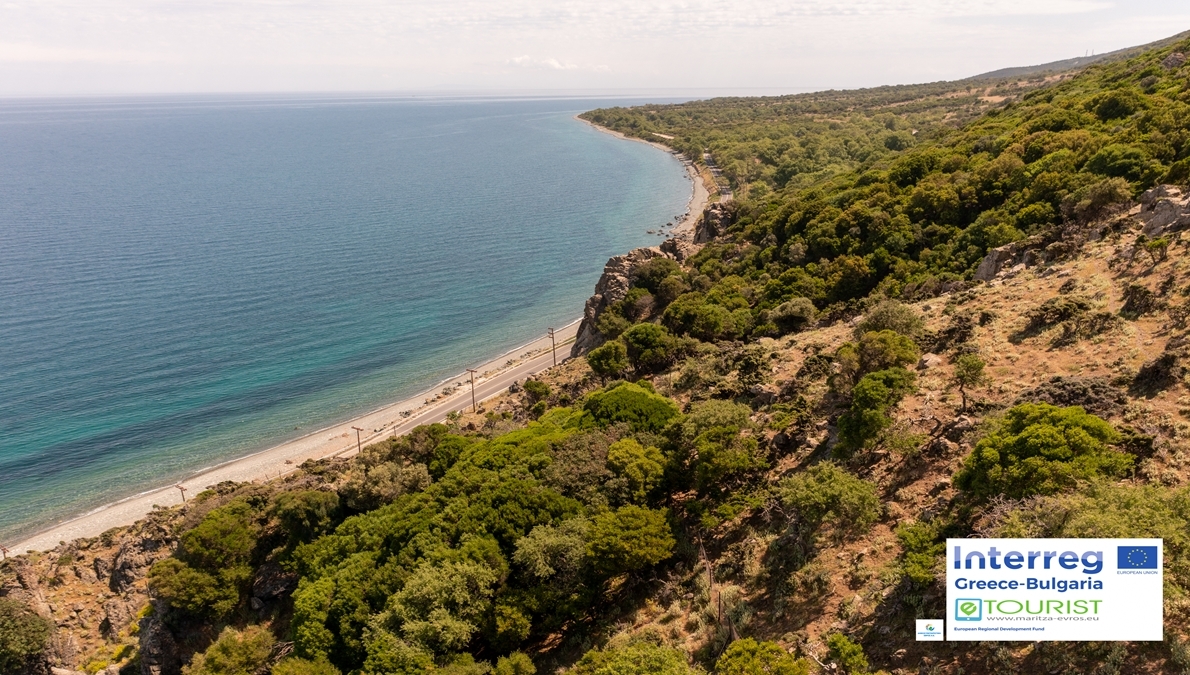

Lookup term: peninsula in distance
[3,7,1190,675]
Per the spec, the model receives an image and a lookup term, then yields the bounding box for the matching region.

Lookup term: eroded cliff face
[571,202,735,356]
[1,510,179,675]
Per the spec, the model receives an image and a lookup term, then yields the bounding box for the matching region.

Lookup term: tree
[621,323,680,373]
[692,426,767,494]
[836,368,916,452]
[588,506,675,577]
[834,330,918,390]
[494,652,536,675]
[571,640,695,675]
[606,439,666,504]
[0,598,52,674]
[954,403,1131,500]
[951,353,988,412]
[583,382,680,433]
[779,463,880,535]
[715,639,811,675]
[149,498,262,618]
[388,560,499,653]
[586,340,629,381]
[825,633,869,674]
[183,626,275,675]
[513,518,589,580]
[272,490,341,547]
[272,657,342,675]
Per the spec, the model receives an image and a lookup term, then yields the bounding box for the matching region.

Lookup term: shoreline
[575,115,711,237]
[8,114,710,557]
[8,321,580,554]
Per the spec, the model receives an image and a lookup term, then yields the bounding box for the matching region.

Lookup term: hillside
[4,29,1190,675]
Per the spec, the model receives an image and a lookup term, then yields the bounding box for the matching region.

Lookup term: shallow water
[0,95,691,543]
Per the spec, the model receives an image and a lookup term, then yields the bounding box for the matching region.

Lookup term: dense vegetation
[22,31,1187,675]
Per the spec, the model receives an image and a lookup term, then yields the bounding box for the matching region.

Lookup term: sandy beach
[577,116,711,238]
[8,118,712,557]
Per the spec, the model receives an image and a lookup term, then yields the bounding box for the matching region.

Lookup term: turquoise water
[0,95,692,544]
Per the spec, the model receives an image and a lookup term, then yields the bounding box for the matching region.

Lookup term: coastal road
[334,326,579,458]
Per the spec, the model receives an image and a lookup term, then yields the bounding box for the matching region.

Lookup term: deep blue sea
[0,95,691,544]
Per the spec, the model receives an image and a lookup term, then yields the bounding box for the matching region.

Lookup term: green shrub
[896,519,947,585]
[586,340,630,380]
[387,561,498,653]
[632,258,682,293]
[992,482,1190,605]
[954,403,1131,500]
[837,367,916,452]
[0,598,53,674]
[272,490,341,547]
[583,382,680,433]
[588,506,675,577]
[494,652,536,675]
[272,657,342,675]
[606,439,666,504]
[674,399,753,445]
[183,626,275,675]
[621,323,681,372]
[523,380,551,403]
[835,331,918,389]
[149,498,261,617]
[715,638,810,675]
[692,426,767,494]
[853,300,924,339]
[571,639,695,675]
[771,297,817,334]
[513,518,589,580]
[825,632,869,674]
[779,463,880,535]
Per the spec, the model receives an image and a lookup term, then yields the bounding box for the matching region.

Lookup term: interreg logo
[1118,546,1159,569]
[955,598,982,621]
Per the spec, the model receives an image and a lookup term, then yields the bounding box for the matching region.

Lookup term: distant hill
[969,28,1190,80]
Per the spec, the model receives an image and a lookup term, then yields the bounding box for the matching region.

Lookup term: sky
[0,0,1188,96]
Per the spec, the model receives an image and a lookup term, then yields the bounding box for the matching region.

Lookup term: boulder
[916,353,944,370]
[571,247,665,355]
[660,234,699,262]
[693,201,735,244]
[973,235,1047,281]
[1162,52,1187,70]
[1137,185,1190,237]
[748,383,779,406]
[973,244,1017,281]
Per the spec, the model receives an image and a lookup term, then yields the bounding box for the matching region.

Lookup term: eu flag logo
[1117,546,1159,569]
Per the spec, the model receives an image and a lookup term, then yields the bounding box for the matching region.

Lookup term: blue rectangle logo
[955,598,982,621]
[1117,546,1159,569]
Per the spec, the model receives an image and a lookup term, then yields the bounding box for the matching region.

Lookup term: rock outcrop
[973,234,1047,281]
[693,201,735,244]
[1137,184,1190,237]
[571,247,665,355]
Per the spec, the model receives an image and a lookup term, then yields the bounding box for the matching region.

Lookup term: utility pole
[466,369,478,412]
[351,426,364,454]
[1,545,9,560]
[547,328,557,367]
[174,484,187,503]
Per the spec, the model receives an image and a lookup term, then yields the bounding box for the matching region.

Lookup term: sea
[0,95,693,545]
